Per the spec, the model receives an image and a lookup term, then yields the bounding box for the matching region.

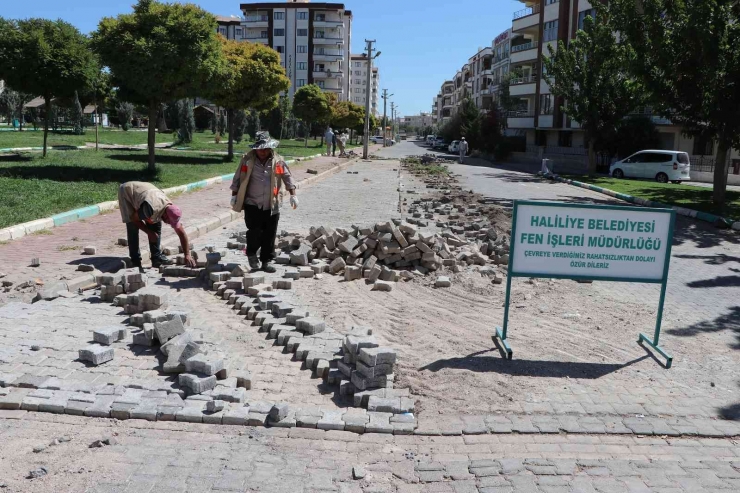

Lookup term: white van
[610,150,691,184]
[425,135,436,145]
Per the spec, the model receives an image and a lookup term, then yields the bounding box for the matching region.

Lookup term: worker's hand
[230,195,237,207]
[184,254,196,268]
[290,195,299,209]
[146,229,159,243]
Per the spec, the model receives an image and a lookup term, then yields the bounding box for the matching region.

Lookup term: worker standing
[324,126,334,157]
[459,137,469,164]
[230,132,298,273]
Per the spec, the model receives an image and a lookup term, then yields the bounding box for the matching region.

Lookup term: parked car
[448,140,460,153]
[432,137,447,150]
[610,150,691,184]
[370,136,384,144]
[426,135,436,145]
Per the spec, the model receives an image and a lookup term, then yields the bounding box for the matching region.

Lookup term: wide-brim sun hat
[251,131,280,149]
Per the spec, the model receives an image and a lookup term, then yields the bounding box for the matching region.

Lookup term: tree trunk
[227,107,235,161]
[147,101,158,173]
[350,129,354,146]
[305,122,309,148]
[587,140,597,176]
[42,97,51,158]
[712,139,730,208]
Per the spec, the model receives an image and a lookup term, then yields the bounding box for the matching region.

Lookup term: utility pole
[390,102,396,143]
[362,39,378,160]
[381,89,393,147]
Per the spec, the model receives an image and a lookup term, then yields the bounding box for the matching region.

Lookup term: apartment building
[217,1,352,101]
[402,113,435,131]
[433,80,455,124]
[348,55,380,117]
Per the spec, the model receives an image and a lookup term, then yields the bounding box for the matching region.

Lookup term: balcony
[513,4,540,32]
[481,68,492,76]
[511,41,539,63]
[322,86,344,94]
[243,15,268,28]
[245,35,269,43]
[313,35,345,45]
[313,70,344,79]
[313,51,344,61]
[314,17,343,28]
[507,110,536,129]
[480,86,495,96]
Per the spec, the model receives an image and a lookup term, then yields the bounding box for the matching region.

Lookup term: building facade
[218,1,353,101]
[402,113,435,131]
[348,55,380,117]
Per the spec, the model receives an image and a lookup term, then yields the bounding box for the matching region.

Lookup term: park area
[0,129,354,229]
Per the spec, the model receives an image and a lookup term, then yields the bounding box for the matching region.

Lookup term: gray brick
[154,317,185,344]
[93,326,128,345]
[79,345,114,365]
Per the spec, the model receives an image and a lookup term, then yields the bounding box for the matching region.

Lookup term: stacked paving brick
[204,261,415,418]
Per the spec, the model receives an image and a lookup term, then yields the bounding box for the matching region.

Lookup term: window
[355,62,362,67]
[558,131,572,148]
[297,29,308,37]
[218,28,226,36]
[274,28,285,36]
[539,94,553,115]
[315,30,325,38]
[297,45,307,53]
[317,80,325,88]
[275,46,284,53]
[692,134,714,155]
[297,79,306,88]
[544,20,559,42]
[578,9,596,31]
[274,12,284,20]
[260,31,268,39]
[316,14,326,21]
[297,62,307,70]
[355,71,362,76]
[315,64,325,71]
[236,28,242,37]
[355,88,362,93]
[297,12,308,20]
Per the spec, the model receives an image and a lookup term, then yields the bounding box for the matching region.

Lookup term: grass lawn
[0,149,243,228]
[0,127,173,148]
[564,175,740,220]
[176,132,359,158]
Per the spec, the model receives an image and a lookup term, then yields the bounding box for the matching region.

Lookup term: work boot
[151,256,174,268]
[248,256,261,271]
[261,262,276,274]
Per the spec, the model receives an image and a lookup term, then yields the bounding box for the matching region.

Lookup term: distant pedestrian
[324,126,334,156]
[230,132,298,273]
[118,182,195,270]
[336,130,348,157]
[459,137,469,164]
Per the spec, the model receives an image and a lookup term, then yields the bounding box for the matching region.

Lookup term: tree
[612,117,661,160]
[72,91,84,135]
[208,37,289,160]
[333,101,365,144]
[117,102,134,131]
[292,84,330,147]
[0,88,32,129]
[92,0,222,171]
[231,109,248,144]
[176,99,195,144]
[0,18,97,156]
[245,110,259,140]
[542,6,642,175]
[611,0,740,207]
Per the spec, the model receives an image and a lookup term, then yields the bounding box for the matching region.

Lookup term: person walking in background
[336,129,348,157]
[459,136,469,164]
[118,182,195,270]
[324,126,334,156]
[230,132,298,273]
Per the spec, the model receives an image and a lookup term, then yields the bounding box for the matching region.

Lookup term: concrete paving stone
[79,345,115,366]
[93,326,128,345]
[221,405,249,425]
[0,388,29,409]
[130,404,158,421]
[286,310,310,326]
[175,406,204,423]
[84,395,116,418]
[318,410,345,431]
[296,317,326,335]
[13,374,50,389]
[184,354,224,376]
[178,373,217,395]
[153,317,185,344]
[247,412,268,426]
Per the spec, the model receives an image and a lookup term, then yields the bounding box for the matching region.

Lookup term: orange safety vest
[273,162,285,197]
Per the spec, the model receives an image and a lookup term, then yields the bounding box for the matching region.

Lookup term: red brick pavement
[0,149,379,304]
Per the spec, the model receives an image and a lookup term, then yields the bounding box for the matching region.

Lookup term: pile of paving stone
[208,269,414,414]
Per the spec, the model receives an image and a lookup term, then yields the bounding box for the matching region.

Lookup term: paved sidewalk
[0,149,378,306]
[1,411,740,492]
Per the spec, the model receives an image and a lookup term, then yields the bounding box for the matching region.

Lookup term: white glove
[230,195,237,207]
[290,195,299,209]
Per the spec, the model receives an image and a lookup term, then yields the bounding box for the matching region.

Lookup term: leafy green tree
[117,102,134,131]
[0,88,32,130]
[231,109,248,144]
[0,18,97,156]
[542,7,642,175]
[208,37,289,160]
[72,91,84,135]
[292,84,330,147]
[92,0,222,171]
[176,99,195,144]
[610,0,740,207]
[612,116,661,160]
[333,101,365,144]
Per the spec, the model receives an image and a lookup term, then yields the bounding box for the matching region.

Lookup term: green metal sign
[494,200,676,367]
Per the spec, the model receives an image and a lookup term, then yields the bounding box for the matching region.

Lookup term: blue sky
[2,0,520,116]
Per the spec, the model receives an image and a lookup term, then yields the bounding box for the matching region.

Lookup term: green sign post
[494,200,676,368]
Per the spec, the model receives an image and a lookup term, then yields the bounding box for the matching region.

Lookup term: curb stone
[0,153,364,243]
[541,172,739,229]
